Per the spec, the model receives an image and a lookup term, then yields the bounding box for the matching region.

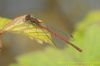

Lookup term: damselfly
[0,14,82,52]
[24,14,82,52]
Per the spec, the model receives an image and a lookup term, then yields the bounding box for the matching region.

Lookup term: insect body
[25,14,82,52]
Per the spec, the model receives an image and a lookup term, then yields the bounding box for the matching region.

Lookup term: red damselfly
[25,14,82,52]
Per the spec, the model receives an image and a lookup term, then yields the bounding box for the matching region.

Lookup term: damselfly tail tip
[78,48,82,52]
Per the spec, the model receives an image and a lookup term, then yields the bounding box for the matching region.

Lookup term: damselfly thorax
[25,15,41,25]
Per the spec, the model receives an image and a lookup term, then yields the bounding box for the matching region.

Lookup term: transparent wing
[42,24,67,48]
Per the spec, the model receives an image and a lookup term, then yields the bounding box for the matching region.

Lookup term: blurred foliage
[10,48,77,66]
[8,11,100,66]
[73,11,100,45]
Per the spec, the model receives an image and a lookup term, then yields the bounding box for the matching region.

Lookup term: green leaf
[72,11,100,65]
[82,24,100,62]
[10,48,78,66]
[73,11,100,44]
[0,15,54,46]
